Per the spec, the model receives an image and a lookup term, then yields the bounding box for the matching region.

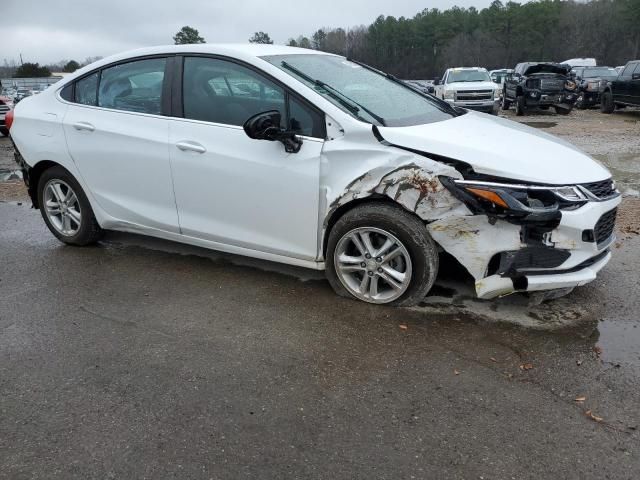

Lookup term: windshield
[262,54,456,127]
[583,67,619,79]
[447,70,491,83]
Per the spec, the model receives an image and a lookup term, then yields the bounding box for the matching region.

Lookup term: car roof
[56,44,338,87]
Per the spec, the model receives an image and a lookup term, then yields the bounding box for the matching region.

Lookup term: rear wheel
[37,166,103,245]
[601,90,615,114]
[326,203,439,306]
[515,95,526,116]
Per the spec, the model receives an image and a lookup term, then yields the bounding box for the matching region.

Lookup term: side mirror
[433,77,440,86]
[243,110,303,153]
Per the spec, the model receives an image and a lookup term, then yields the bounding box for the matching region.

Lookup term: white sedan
[8,44,620,305]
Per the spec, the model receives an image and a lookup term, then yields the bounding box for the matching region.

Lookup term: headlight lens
[439,178,589,220]
[444,89,454,100]
[494,89,501,100]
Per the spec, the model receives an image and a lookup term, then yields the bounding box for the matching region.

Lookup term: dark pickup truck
[502,62,577,116]
[601,60,640,113]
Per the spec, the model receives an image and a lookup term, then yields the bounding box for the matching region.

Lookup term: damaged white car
[8,45,620,305]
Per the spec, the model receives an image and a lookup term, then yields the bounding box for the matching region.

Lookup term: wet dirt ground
[1,109,640,478]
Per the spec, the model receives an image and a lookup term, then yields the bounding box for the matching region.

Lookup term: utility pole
[19,53,23,66]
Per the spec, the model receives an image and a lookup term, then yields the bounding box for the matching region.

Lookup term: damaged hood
[377,112,610,184]
[523,63,570,76]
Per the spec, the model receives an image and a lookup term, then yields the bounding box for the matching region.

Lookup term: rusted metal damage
[326,161,469,224]
[325,158,523,288]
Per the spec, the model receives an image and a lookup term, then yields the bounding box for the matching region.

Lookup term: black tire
[326,203,439,307]
[0,127,8,136]
[515,95,526,116]
[37,165,103,246]
[501,93,511,110]
[601,90,615,114]
[554,106,571,115]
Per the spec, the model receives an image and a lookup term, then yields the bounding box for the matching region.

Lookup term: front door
[169,56,326,261]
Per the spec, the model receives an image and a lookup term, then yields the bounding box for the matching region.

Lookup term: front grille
[540,78,565,91]
[455,90,493,101]
[594,209,617,245]
[0,105,9,113]
[582,179,616,199]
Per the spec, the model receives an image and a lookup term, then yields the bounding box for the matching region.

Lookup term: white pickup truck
[434,67,500,114]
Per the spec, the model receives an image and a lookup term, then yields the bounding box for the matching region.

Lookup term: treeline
[287,0,640,78]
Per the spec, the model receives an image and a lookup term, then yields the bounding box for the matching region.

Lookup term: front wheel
[515,95,526,116]
[37,166,104,245]
[501,94,511,110]
[326,203,439,306]
[601,91,615,114]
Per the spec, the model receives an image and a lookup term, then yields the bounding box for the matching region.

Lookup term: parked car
[601,60,640,113]
[571,66,619,109]
[502,62,577,115]
[14,88,31,103]
[489,69,513,87]
[0,95,13,136]
[562,58,597,68]
[8,45,620,305]
[403,80,435,95]
[434,67,500,114]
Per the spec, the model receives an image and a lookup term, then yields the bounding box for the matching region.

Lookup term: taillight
[5,110,13,131]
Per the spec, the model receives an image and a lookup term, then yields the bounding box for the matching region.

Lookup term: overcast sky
[5,0,499,66]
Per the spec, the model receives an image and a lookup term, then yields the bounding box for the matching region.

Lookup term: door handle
[176,141,206,154]
[72,121,95,132]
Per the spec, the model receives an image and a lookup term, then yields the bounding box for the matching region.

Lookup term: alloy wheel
[43,179,82,236]
[334,227,412,304]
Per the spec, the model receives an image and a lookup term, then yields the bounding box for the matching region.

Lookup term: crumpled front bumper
[428,195,621,299]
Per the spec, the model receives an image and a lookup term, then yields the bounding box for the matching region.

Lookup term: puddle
[596,319,640,369]
[0,169,22,182]
[592,152,640,196]
[521,121,558,129]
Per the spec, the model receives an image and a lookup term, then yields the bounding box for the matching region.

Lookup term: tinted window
[98,58,166,114]
[60,83,74,102]
[633,63,640,75]
[75,72,98,106]
[288,95,324,137]
[621,63,635,77]
[183,57,286,127]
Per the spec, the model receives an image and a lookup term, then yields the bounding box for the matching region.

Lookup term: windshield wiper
[280,61,386,126]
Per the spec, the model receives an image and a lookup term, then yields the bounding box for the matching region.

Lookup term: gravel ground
[1,109,640,478]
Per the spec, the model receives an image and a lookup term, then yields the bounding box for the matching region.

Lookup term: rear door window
[75,72,98,106]
[98,58,166,115]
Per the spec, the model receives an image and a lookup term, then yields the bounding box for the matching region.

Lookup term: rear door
[62,57,179,233]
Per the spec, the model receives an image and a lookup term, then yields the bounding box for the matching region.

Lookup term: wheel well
[28,160,60,208]
[322,196,419,257]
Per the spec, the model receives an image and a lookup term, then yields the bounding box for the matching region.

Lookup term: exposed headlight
[586,81,600,91]
[494,89,501,100]
[565,80,577,91]
[439,178,590,220]
[444,89,454,100]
